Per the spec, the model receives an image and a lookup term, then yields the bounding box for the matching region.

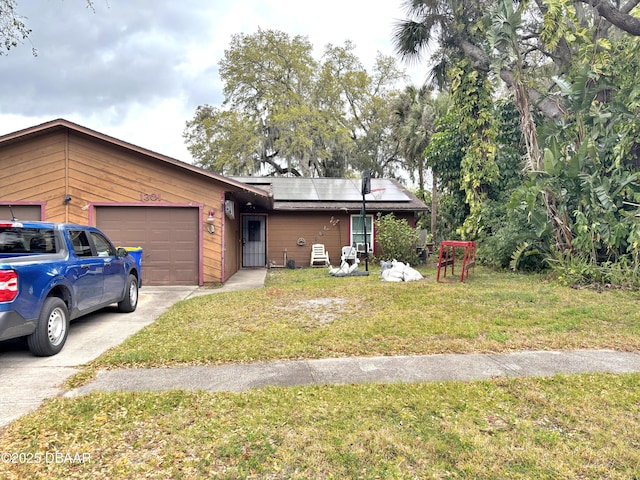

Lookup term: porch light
[207,209,215,222]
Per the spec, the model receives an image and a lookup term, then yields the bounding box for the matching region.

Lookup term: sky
[0,0,429,163]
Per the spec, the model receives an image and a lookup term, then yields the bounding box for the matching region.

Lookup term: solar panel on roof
[256,177,412,202]
[367,179,411,201]
[272,178,319,200]
[314,179,362,201]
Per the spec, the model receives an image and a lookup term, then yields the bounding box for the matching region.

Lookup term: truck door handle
[81,264,90,269]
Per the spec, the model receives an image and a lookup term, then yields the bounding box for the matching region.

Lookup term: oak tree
[184,29,406,178]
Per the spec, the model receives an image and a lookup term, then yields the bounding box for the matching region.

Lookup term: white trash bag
[380,259,424,282]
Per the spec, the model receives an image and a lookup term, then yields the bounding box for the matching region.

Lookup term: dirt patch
[284,298,348,327]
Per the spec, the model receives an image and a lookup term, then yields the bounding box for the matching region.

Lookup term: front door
[242,215,266,267]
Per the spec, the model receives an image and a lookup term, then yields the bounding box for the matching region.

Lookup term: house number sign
[140,192,162,202]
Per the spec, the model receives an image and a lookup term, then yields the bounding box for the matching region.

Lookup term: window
[90,232,115,257]
[0,227,57,254]
[70,231,93,257]
[350,214,373,252]
[70,230,115,257]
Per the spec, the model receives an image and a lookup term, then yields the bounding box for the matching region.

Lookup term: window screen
[350,215,373,252]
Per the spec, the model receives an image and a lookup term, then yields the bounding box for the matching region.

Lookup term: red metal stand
[436,240,476,283]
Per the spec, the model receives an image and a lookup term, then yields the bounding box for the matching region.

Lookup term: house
[230,176,428,269]
[0,119,428,285]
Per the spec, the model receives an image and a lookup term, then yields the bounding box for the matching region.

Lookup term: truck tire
[117,274,139,313]
[27,297,69,357]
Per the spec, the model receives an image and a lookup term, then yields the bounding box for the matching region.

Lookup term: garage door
[0,205,42,221]
[96,206,199,286]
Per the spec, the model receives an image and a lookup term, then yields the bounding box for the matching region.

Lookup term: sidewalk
[65,350,640,397]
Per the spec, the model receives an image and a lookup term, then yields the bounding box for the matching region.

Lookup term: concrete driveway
[0,286,201,428]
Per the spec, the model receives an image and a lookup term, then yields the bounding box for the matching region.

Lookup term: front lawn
[91,266,640,368]
[1,375,639,479]
[1,266,639,479]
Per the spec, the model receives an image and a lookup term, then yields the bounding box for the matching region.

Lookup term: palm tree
[393,0,567,119]
[393,85,452,238]
[393,85,433,194]
[488,0,540,172]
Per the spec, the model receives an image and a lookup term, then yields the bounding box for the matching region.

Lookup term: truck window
[0,229,27,253]
[0,227,56,254]
[28,230,56,253]
[69,230,93,257]
[90,232,115,257]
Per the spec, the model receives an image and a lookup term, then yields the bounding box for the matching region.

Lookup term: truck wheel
[27,297,69,357]
[118,274,139,313]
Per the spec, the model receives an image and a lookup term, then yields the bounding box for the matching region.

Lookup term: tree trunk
[418,157,425,194]
[431,170,437,241]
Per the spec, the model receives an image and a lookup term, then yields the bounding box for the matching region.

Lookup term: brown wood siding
[265,210,416,267]
[223,200,241,281]
[64,132,226,283]
[0,132,67,212]
[0,128,232,284]
[265,212,349,268]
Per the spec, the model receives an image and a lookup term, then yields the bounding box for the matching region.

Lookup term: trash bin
[123,246,143,273]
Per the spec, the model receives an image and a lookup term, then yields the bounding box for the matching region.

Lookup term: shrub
[374,213,421,265]
[547,250,640,289]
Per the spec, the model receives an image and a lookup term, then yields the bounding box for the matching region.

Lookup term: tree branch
[576,0,640,35]
[261,152,303,176]
[458,39,564,119]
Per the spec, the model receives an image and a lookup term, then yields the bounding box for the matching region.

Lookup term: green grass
[1,266,640,479]
[90,266,640,369]
[1,375,639,478]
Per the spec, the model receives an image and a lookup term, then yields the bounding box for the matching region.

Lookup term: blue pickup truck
[0,220,141,356]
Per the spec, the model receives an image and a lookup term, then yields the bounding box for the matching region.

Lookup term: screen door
[242,215,266,267]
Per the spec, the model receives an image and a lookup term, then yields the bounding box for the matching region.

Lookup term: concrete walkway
[188,268,268,297]
[66,350,640,397]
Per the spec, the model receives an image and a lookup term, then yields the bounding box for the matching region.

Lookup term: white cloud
[0,0,428,163]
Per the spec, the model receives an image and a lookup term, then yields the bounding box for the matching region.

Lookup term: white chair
[310,244,330,267]
[329,246,360,276]
[341,245,357,263]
